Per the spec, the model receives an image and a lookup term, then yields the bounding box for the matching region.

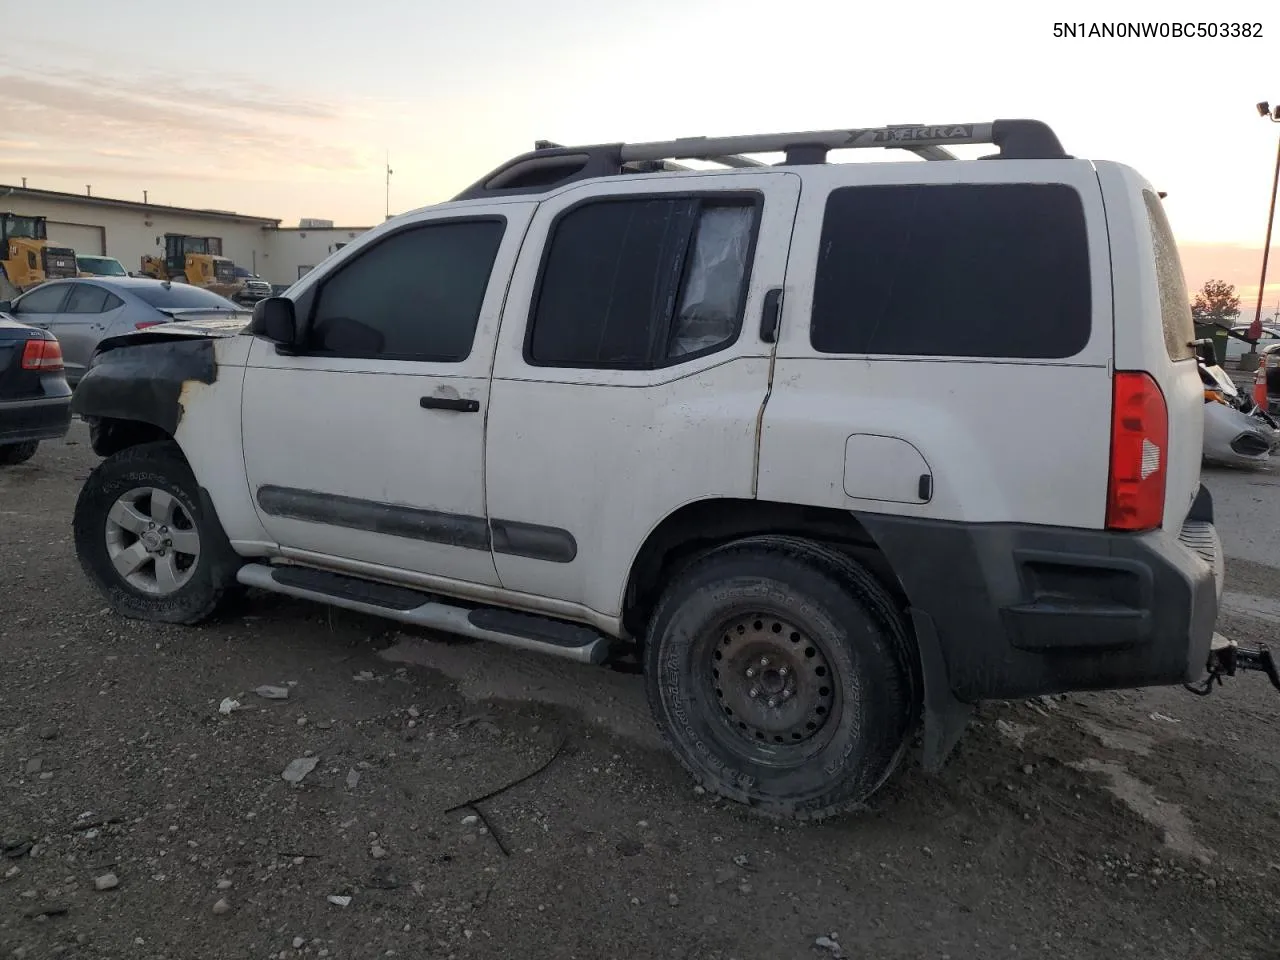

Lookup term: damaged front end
[72,318,245,455]
[1202,398,1280,468]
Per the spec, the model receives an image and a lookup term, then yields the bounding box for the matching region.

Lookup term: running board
[235,563,612,665]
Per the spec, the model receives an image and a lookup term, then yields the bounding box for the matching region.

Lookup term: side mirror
[0,300,12,313]
[251,297,298,348]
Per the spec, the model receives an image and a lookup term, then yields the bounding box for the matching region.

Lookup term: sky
[2,0,1279,314]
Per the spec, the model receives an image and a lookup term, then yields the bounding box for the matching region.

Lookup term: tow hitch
[1185,633,1280,696]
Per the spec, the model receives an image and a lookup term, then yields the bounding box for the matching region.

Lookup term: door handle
[760,287,783,344]
[420,395,480,413]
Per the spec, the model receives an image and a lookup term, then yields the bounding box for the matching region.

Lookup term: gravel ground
[2,424,1279,960]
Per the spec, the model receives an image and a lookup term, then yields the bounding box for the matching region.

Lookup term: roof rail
[452,119,1068,202]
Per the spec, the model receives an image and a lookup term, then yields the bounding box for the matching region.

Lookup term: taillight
[1255,365,1268,410]
[1106,371,1167,531]
[20,338,63,372]
[134,320,162,330]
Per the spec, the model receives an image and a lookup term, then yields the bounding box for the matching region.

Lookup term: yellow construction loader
[0,213,79,300]
[139,234,240,299]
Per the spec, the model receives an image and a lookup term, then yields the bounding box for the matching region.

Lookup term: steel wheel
[702,613,842,765]
[103,486,202,596]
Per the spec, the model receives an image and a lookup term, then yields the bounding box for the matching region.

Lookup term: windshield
[1,215,46,241]
[77,256,127,277]
[132,283,243,310]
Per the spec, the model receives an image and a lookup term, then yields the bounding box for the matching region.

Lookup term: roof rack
[452,119,1068,202]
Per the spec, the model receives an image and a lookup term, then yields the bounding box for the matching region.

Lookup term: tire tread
[644,535,918,821]
[73,441,241,625]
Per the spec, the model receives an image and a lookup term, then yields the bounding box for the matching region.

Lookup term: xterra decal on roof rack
[453,119,1071,201]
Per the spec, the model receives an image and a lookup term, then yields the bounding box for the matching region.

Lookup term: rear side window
[1143,191,1194,362]
[65,285,116,314]
[811,183,1092,359]
[528,195,759,368]
[134,284,239,310]
[14,283,68,313]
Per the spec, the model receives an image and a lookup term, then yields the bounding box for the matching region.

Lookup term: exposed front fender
[71,338,218,437]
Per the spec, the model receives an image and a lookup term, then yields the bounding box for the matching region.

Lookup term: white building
[0,183,371,288]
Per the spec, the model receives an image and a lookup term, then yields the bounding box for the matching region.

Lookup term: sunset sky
[2,0,1278,314]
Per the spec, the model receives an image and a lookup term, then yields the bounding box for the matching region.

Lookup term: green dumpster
[1194,322,1229,366]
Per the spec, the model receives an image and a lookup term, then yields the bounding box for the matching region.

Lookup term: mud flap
[910,608,974,772]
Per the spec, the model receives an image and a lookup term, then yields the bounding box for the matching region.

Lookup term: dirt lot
[3,424,1280,960]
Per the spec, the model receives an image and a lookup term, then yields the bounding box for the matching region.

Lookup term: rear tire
[0,441,38,466]
[644,536,917,820]
[73,441,242,624]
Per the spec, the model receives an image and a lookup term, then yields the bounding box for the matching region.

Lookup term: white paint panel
[172,334,268,545]
[486,358,774,614]
[761,160,1115,529]
[47,221,105,256]
[241,355,501,586]
[1095,161,1204,532]
[486,170,802,616]
[843,434,930,504]
[761,359,1111,524]
[238,201,536,587]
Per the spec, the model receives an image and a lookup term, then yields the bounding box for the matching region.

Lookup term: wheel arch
[622,497,972,773]
[621,498,906,639]
[72,336,219,455]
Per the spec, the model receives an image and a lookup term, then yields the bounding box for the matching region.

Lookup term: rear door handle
[760,287,783,343]
[420,396,480,413]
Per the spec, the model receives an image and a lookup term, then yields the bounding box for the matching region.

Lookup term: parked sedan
[0,277,249,385]
[0,315,71,465]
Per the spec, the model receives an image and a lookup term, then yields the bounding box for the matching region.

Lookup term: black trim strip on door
[255,485,577,563]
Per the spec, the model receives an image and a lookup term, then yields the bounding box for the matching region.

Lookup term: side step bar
[235,563,612,665]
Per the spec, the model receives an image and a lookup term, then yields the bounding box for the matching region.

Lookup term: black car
[0,314,72,465]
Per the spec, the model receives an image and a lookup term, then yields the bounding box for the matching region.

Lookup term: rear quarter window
[810,183,1092,359]
[132,285,239,310]
[1142,190,1195,362]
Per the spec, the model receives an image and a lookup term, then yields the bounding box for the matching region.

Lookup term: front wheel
[73,441,242,624]
[644,537,917,820]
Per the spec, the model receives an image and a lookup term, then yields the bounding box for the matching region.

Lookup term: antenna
[385,150,393,221]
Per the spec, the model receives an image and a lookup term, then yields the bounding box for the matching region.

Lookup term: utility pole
[143,190,149,205]
[1251,101,1280,342]
[385,151,393,221]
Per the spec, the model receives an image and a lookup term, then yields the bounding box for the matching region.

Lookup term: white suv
[69,120,1221,819]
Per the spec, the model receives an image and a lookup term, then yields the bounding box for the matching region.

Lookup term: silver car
[0,277,249,385]
[1201,360,1280,467]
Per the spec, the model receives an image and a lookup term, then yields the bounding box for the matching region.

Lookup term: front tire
[644,537,917,820]
[0,441,38,466]
[73,442,242,624]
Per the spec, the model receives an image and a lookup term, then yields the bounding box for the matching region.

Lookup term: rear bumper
[858,491,1220,701]
[0,395,72,445]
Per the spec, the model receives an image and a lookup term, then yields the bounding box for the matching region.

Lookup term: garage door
[46,221,106,256]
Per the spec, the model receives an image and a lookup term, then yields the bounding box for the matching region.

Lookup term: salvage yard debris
[281,756,319,785]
